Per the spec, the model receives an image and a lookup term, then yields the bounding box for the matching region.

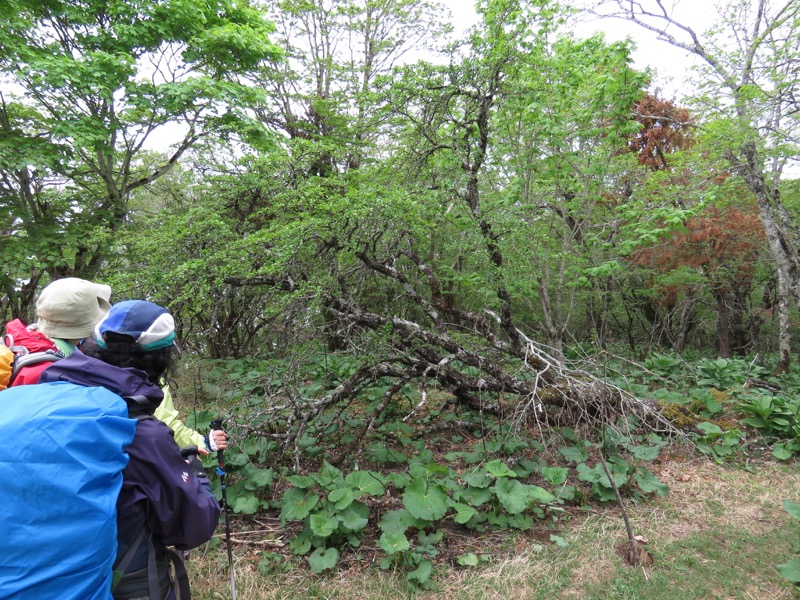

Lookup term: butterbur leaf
[407,559,433,587]
[628,445,661,461]
[309,512,338,538]
[494,478,529,514]
[314,461,344,487]
[337,501,369,532]
[777,556,800,583]
[784,500,800,521]
[576,462,603,483]
[344,471,386,497]
[287,475,316,489]
[550,534,569,547]
[378,508,416,534]
[308,547,339,573]
[379,531,410,555]
[507,513,533,530]
[527,485,555,503]
[403,478,448,520]
[458,485,493,506]
[633,468,669,496]
[279,488,319,523]
[559,445,589,463]
[231,495,260,515]
[328,486,354,509]
[450,501,478,524]
[462,469,492,488]
[243,468,274,490]
[457,552,479,566]
[484,459,516,478]
[541,466,569,486]
[289,535,312,556]
[773,443,793,461]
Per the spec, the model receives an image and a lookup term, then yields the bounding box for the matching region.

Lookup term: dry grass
[187,456,800,599]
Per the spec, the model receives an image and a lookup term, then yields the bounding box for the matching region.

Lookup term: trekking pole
[211,419,236,600]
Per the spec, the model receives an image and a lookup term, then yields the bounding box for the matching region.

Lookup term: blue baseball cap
[95,300,176,351]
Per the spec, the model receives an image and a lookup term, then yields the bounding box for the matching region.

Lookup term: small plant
[643,352,684,379]
[738,393,800,459]
[777,500,800,585]
[279,461,386,573]
[739,394,798,436]
[694,357,750,390]
[693,422,743,462]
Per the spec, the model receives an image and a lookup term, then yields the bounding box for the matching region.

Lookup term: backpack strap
[11,350,61,376]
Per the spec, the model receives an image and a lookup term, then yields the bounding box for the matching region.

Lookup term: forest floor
[188,452,800,599]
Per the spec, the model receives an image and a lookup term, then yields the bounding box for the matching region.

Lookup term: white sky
[437,0,716,101]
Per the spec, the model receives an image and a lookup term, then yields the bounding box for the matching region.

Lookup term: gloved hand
[206,428,228,452]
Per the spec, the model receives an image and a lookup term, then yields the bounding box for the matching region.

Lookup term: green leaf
[458,485,493,506]
[484,459,517,478]
[287,475,316,489]
[328,486,355,509]
[784,500,800,521]
[494,478,529,514]
[337,501,370,532]
[378,509,417,534]
[550,534,569,547]
[309,512,338,538]
[279,488,319,523]
[462,469,493,488]
[628,445,661,461]
[633,467,669,496]
[379,531,410,555]
[541,466,569,486]
[558,446,589,463]
[314,461,344,487]
[457,552,479,566]
[344,471,386,497]
[773,443,793,461]
[450,502,478,524]
[231,494,260,515]
[777,556,800,583]
[403,478,448,520]
[308,547,339,573]
[407,559,433,587]
[289,534,312,556]
[243,467,274,490]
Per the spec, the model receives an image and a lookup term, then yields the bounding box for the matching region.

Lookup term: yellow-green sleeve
[154,386,206,449]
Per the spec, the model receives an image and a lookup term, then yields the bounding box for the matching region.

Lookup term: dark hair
[80,334,176,385]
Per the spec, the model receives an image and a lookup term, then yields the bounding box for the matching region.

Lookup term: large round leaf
[379,508,417,534]
[379,531,410,555]
[279,488,319,524]
[403,478,448,520]
[494,478,529,514]
[337,501,369,532]
[308,547,339,573]
[309,512,338,538]
[345,471,386,497]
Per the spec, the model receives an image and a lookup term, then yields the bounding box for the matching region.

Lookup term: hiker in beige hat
[6,278,112,386]
[7,278,228,455]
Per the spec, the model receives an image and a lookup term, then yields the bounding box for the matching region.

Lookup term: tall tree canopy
[0,0,281,318]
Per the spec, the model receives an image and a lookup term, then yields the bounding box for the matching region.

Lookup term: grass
[186,455,800,599]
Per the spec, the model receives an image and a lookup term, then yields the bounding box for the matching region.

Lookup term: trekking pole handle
[210,419,225,469]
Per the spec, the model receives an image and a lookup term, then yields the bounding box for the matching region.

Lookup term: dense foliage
[2,0,800,588]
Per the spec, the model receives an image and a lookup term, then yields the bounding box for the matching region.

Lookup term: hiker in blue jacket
[31,300,221,599]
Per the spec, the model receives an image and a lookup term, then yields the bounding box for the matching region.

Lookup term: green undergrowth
[177,350,800,593]
[186,459,800,599]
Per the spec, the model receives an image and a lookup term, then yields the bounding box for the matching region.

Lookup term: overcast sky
[437,0,718,100]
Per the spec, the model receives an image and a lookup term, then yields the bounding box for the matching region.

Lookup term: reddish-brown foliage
[629,94,694,170]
